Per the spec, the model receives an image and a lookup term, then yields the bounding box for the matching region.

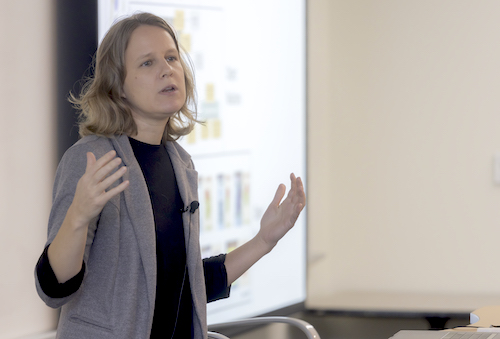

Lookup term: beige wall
[308,0,500,300]
[0,1,57,338]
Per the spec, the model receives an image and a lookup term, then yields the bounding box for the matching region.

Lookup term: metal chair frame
[207,316,321,339]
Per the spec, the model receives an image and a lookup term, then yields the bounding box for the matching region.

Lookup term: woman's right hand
[48,150,129,283]
[69,150,130,228]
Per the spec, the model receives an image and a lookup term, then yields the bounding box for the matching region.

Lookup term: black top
[131,137,192,338]
[36,137,230,338]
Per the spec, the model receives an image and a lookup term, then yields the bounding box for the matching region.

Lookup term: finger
[97,165,127,191]
[288,173,296,193]
[95,150,117,166]
[85,152,97,173]
[85,150,117,177]
[94,157,123,184]
[290,197,305,223]
[287,173,300,201]
[270,183,286,208]
[296,203,304,213]
[101,179,130,202]
[295,188,306,209]
[93,150,119,174]
[296,177,306,203]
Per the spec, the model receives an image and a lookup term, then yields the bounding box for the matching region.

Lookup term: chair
[207,316,321,339]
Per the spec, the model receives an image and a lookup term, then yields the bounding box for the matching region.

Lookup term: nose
[161,60,174,78]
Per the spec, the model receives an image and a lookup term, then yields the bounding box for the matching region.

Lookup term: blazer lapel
[166,141,207,333]
[165,141,199,247]
[111,135,157,310]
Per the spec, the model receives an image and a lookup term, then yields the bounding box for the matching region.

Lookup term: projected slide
[98,0,306,324]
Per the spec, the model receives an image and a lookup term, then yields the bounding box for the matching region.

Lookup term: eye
[166,56,178,62]
[142,60,152,67]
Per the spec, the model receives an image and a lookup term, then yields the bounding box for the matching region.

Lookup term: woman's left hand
[225,173,306,284]
[257,173,306,252]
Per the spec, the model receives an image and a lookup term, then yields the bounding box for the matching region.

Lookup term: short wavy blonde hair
[70,12,198,142]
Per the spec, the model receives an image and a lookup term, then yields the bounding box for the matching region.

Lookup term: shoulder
[60,135,121,162]
[66,135,116,157]
[56,135,118,177]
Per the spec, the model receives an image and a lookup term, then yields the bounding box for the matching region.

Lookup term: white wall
[0,1,57,338]
[308,0,500,300]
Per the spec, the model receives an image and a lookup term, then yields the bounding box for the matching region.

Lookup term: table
[448,305,500,332]
[306,291,500,329]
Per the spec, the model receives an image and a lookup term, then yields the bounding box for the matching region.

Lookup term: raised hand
[69,150,129,227]
[48,150,129,283]
[224,174,306,284]
[257,173,306,251]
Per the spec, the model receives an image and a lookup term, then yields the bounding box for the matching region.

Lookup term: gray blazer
[35,135,208,338]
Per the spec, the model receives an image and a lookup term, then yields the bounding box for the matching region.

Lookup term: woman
[35,12,305,339]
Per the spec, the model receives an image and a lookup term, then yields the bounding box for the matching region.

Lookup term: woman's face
[122,25,186,125]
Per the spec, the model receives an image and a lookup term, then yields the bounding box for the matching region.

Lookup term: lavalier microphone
[180,201,199,214]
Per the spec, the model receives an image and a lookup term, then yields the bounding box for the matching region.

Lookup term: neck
[131,118,168,145]
[129,132,163,145]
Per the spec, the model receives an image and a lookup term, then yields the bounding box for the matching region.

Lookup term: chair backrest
[207,316,321,339]
[208,331,231,339]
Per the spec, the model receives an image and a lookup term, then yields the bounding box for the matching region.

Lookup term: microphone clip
[180,201,199,214]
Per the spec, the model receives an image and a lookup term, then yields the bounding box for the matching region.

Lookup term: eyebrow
[136,48,179,61]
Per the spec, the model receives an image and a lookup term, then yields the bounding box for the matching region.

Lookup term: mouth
[160,85,177,93]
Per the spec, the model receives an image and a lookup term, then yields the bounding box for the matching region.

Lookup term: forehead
[126,24,177,55]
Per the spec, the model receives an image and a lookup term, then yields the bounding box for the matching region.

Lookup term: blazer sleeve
[34,142,100,308]
[36,244,85,298]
